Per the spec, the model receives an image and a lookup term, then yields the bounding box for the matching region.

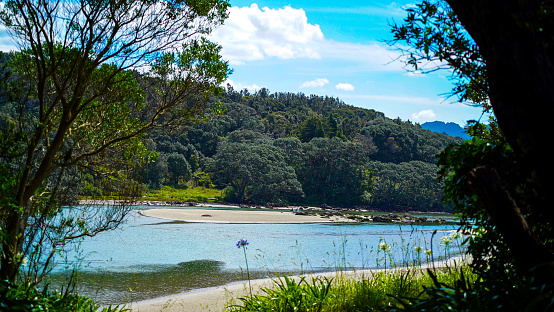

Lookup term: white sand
[128,257,467,312]
[139,208,355,224]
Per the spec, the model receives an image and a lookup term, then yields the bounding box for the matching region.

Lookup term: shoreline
[79,200,455,224]
[138,208,357,224]
[127,256,467,312]
[77,199,454,215]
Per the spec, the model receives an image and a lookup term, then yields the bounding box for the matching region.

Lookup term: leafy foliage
[0,280,128,312]
[210,142,303,204]
[0,0,231,284]
[390,0,489,109]
[390,0,554,310]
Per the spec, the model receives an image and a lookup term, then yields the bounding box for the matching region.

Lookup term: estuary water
[46,207,462,305]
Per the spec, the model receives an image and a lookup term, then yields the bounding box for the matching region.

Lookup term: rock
[372,216,393,223]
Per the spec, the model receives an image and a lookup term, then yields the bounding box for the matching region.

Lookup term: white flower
[440,235,451,246]
[450,232,460,240]
[378,242,390,251]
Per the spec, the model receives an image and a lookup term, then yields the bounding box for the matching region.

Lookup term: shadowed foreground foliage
[0,279,129,312]
[228,264,475,312]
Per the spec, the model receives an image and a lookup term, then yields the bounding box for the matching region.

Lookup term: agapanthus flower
[378,242,390,251]
[237,239,249,249]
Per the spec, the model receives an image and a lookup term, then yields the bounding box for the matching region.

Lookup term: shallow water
[46,209,462,305]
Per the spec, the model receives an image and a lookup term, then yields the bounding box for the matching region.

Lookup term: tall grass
[227,230,472,311]
[227,264,474,311]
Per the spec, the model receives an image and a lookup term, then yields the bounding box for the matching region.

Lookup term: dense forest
[113,86,464,211]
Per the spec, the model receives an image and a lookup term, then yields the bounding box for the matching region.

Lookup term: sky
[0,0,486,126]
[209,0,486,126]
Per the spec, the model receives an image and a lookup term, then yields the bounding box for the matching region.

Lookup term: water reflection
[46,260,294,305]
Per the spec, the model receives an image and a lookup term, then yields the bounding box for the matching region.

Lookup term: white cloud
[405,70,426,77]
[300,78,329,88]
[411,109,437,121]
[210,4,405,70]
[223,78,263,92]
[210,4,324,65]
[335,83,355,91]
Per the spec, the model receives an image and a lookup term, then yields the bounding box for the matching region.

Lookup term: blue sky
[0,0,487,126]
[210,0,486,126]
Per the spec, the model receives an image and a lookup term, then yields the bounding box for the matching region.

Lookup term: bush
[0,280,128,312]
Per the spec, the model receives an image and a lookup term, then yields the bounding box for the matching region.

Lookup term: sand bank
[139,208,356,224]
[128,257,466,312]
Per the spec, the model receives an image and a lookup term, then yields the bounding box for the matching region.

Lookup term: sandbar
[139,208,356,224]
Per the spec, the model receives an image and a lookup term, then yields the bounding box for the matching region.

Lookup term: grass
[226,230,472,312]
[139,185,223,202]
[227,262,475,312]
[80,185,223,203]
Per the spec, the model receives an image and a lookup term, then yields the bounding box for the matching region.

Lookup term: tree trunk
[468,167,554,282]
[446,0,554,273]
[0,205,27,282]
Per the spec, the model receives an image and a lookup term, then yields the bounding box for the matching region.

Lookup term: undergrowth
[227,230,472,312]
[227,263,474,311]
[0,279,128,312]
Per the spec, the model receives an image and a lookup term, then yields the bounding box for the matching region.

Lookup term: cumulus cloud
[335,83,355,91]
[210,4,324,65]
[209,4,404,70]
[223,78,263,92]
[411,109,437,121]
[300,78,329,88]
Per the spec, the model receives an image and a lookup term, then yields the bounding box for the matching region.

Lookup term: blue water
[49,209,462,304]
[73,210,458,272]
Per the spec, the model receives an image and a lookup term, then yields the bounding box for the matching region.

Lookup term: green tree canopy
[210,142,303,204]
[296,138,370,206]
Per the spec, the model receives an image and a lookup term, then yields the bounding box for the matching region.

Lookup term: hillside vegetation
[103,87,464,211]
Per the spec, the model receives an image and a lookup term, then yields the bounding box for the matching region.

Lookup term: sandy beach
[139,207,356,223]
[128,257,466,312]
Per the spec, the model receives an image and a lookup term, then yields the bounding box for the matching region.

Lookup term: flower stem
[243,247,252,298]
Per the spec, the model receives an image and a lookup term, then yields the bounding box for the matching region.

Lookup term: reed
[227,230,472,311]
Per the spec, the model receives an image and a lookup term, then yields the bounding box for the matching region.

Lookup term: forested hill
[134,88,464,211]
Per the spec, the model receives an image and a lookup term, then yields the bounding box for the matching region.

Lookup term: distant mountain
[421,121,470,140]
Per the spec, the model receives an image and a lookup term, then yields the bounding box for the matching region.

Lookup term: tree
[210,142,303,204]
[298,115,325,142]
[368,161,445,211]
[296,138,370,206]
[167,153,192,185]
[391,0,554,304]
[448,0,554,280]
[0,0,231,283]
[390,0,489,108]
